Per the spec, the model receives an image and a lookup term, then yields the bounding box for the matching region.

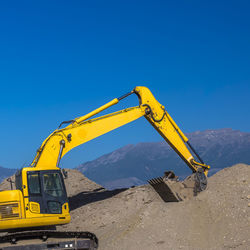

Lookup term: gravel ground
[60,164,250,250]
[1,164,249,250]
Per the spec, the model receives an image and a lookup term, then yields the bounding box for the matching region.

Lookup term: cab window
[27,173,41,195]
[43,173,63,197]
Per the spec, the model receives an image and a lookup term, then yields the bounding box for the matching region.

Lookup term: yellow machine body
[0,86,210,231]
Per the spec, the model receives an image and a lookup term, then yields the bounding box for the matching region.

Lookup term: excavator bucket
[148,170,207,202]
[148,171,182,202]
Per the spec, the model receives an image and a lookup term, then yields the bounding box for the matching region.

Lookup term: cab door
[41,170,68,214]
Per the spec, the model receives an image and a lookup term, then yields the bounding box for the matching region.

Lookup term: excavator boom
[31,106,145,169]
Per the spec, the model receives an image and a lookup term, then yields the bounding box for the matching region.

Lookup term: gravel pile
[60,163,250,250]
[1,164,249,249]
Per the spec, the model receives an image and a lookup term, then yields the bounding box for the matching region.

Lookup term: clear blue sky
[0,0,249,169]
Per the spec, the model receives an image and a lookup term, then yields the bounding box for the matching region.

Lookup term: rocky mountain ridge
[1,129,249,190]
[77,128,250,189]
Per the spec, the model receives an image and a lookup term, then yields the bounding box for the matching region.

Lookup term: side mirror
[62,169,68,179]
[7,177,14,190]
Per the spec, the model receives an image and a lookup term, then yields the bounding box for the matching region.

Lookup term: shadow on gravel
[69,188,128,211]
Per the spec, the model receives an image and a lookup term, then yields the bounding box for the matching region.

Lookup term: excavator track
[0,231,98,250]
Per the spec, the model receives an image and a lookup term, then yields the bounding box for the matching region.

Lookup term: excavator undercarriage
[0,231,98,250]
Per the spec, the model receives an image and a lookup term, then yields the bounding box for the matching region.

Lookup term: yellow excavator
[0,86,210,249]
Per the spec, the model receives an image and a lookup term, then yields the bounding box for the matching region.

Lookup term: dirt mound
[0,165,249,249]
[63,168,104,197]
[59,164,250,250]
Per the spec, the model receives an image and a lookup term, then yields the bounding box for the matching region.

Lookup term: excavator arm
[31,86,209,178]
[31,106,145,169]
[1,87,211,247]
[133,87,210,175]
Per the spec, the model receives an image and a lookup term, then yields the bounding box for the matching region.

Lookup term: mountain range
[77,128,250,189]
[1,129,250,190]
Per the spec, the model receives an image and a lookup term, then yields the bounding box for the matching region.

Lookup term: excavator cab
[16,169,68,215]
